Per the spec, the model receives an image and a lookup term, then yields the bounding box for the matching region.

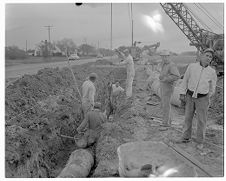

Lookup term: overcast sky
[5,2,224,53]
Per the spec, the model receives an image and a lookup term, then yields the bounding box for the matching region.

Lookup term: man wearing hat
[115,48,135,98]
[176,48,217,149]
[159,50,180,127]
[81,72,98,120]
[77,102,106,147]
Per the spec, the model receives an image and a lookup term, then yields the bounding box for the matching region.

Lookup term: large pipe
[58,149,94,178]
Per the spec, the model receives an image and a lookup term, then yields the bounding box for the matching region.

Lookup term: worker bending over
[115,49,135,98]
[81,72,98,120]
[176,48,217,149]
[77,102,106,146]
[112,81,124,96]
[159,50,180,127]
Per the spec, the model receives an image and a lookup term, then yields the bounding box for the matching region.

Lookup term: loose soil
[5,59,223,177]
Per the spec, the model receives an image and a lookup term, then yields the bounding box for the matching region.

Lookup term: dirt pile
[208,76,224,125]
[5,61,127,178]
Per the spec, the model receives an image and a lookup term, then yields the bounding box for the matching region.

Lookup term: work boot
[173,137,191,144]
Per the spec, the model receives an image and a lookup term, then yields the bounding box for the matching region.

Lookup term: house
[27,49,35,56]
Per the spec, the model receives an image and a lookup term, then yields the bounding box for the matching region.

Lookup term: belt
[187,89,208,98]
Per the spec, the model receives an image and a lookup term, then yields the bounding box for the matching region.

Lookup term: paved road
[6,58,99,79]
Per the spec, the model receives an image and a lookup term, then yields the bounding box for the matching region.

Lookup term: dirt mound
[5,61,127,178]
[95,59,113,65]
[208,76,224,125]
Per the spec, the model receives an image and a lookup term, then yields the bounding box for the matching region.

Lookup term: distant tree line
[5,46,27,60]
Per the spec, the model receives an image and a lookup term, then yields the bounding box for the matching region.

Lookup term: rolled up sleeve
[180,64,191,94]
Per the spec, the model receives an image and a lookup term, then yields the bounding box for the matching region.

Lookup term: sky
[5,2,224,53]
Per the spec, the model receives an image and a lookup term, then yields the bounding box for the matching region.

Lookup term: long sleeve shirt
[180,62,217,98]
[119,54,135,77]
[159,61,180,84]
[82,80,96,105]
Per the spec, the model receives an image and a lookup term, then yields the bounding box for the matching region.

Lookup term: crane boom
[160,3,220,51]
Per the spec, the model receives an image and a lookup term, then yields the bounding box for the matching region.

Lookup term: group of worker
[76,47,217,150]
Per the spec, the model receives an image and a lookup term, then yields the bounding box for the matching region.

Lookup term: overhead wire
[197,3,224,29]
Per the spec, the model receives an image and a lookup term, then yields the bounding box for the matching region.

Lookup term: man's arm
[161,64,181,83]
[115,49,126,60]
[77,117,88,133]
[208,70,217,97]
[118,57,128,65]
[180,64,191,94]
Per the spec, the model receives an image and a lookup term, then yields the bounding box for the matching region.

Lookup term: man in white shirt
[176,48,217,149]
[115,49,135,98]
[81,72,97,120]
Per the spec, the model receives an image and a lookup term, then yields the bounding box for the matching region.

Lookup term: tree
[78,44,97,56]
[5,46,27,59]
[55,38,77,55]
[99,48,114,56]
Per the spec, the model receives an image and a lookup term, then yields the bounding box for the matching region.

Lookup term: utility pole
[131,3,134,47]
[83,38,87,44]
[110,3,112,50]
[44,25,53,56]
[44,25,53,43]
[26,40,27,52]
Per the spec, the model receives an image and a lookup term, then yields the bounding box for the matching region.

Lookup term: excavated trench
[5,59,127,178]
[5,59,224,177]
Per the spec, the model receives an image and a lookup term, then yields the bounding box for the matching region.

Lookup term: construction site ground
[5,58,224,177]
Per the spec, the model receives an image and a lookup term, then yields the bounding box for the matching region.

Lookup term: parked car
[68,54,80,60]
[97,54,103,58]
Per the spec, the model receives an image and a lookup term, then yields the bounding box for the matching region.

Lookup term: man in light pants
[159,50,180,127]
[175,48,217,149]
[116,49,135,98]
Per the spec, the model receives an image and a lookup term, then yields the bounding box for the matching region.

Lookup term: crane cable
[194,3,223,31]
[184,3,213,32]
[197,3,224,29]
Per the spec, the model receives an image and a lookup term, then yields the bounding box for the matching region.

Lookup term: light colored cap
[94,102,101,109]
[203,48,214,55]
[160,50,170,56]
[89,72,98,79]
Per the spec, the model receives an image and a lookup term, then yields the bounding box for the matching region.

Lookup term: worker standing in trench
[77,102,106,147]
[115,49,135,98]
[81,73,98,121]
[159,50,180,127]
[175,48,217,150]
[111,81,124,113]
